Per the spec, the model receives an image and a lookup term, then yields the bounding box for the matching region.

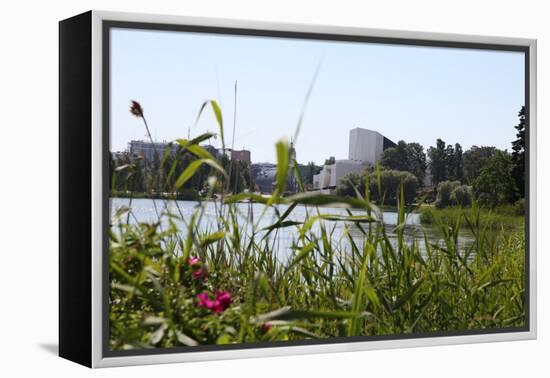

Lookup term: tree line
[337,106,525,208]
[110,147,254,199]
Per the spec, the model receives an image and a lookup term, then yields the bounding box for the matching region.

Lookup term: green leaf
[320,214,376,223]
[150,324,167,345]
[293,160,305,192]
[277,309,362,320]
[263,203,299,238]
[199,231,226,248]
[175,139,216,160]
[194,100,225,148]
[174,159,204,190]
[285,326,321,339]
[349,243,373,336]
[253,306,292,323]
[275,139,290,195]
[142,316,165,325]
[293,56,322,143]
[253,306,361,323]
[210,100,224,145]
[285,242,316,272]
[174,158,227,190]
[176,330,199,346]
[262,220,302,232]
[114,164,134,172]
[283,192,370,209]
[392,278,425,312]
[216,334,233,345]
[186,144,215,160]
[202,158,228,179]
[224,192,271,204]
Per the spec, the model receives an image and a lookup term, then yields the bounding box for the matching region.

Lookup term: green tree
[427,139,447,185]
[335,171,363,197]
[369,170,418,205]
[462,146,498,184]
[304,161,321,186]
[380,141,427,182]
[449,143,464,181]
[435,180,461,209]
[219,155,253,194]
[451,184,472,207]
[473,151,518,208]
[511,106,526,197]
[337,169,418,205]
[110,152,146,193]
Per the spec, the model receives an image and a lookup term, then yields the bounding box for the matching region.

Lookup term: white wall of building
[313,160,365,189]
[331,160,365,187]
[313,128,388,190]
[313,165,333,189]
[348,128,385,165]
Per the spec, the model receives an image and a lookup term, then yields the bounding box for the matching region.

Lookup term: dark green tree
[380,140,427,182]
[335,172,363,197]
[450,143,464,181]
[462,146,498,184]
[439,143,464,182]
[473,151,518,208]
[110,152,146,193]
[511,106,526,197]
[427,139,447,185]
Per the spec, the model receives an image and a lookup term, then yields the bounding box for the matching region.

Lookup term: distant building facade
[313,128,395,191]
[228,149,251,164]
[128,140,179,162]
[128,140,252,166]
[250,142,297,194]
[251,163,277,193]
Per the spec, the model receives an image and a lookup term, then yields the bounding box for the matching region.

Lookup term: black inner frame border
[102,19,531,358]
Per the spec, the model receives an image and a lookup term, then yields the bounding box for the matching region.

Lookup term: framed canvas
[59,10,537,368]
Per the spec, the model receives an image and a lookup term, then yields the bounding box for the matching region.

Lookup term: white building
[349,128,395,165]
[313,128,395,191]
[313,160,366,191]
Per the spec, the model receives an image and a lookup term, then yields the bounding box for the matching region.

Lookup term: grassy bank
[419,204,525,230]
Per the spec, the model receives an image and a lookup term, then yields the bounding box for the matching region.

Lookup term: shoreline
[110,192,406,213]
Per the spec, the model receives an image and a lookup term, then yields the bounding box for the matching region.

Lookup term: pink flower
[188,256,201,265]
[196,292,215,310]
[188,256,207,280]
[213,291,232,313]
[196,290,232,314]
[192,268,206,279]
[261,323,272,333]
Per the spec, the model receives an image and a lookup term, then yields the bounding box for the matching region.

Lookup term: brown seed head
[130,100,144,118]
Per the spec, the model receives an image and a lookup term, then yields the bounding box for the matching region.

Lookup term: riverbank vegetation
[336,107,526,219]
[108,100,526,350]
[419,204,525,230]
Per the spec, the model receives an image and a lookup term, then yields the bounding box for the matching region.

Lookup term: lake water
[110,197,474,256]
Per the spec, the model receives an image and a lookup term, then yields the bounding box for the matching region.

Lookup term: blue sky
[110,28,524,165]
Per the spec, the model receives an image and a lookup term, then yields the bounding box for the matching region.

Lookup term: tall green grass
[108,100,525,350]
